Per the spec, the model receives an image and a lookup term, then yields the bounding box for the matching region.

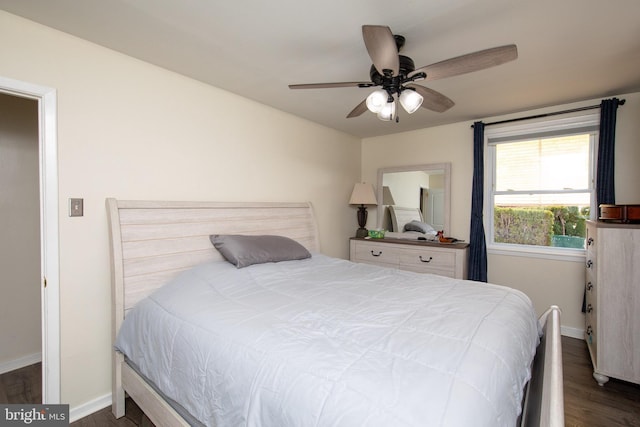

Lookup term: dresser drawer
[398,248,456,276]
[586,223,597,255]
[586,309,598,365]
[585,267,596,295]
[585,273,596,299]
[585,254,597,284]
[351,240,399,266]
[584,294,596,324]
[350,238,469,279]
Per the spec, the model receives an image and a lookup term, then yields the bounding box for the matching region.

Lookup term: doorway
[0,75,60,404]
[421,187,445,231]
[0,93,40,403]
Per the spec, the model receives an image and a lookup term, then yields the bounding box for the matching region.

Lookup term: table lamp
[349,183,377,238]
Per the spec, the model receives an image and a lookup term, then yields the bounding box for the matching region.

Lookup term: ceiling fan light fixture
[289,25,518,122]
[366,89,388,113]
[399,89,423,114]
[377,100,396,121]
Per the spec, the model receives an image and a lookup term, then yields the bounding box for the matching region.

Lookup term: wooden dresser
[349,237,469,279]
[584,220,640,386]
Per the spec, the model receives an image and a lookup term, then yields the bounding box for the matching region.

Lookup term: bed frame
[106,198,564,427]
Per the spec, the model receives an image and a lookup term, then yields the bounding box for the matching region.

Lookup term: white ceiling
[2,0,640,138]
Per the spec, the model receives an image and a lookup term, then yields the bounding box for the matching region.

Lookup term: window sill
[488,244,586,263]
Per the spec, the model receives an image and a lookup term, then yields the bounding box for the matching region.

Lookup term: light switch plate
[69,198,84,217]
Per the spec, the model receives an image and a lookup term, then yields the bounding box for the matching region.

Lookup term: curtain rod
[471,98,626,128]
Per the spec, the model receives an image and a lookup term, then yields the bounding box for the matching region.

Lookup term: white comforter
[115,254,539,427]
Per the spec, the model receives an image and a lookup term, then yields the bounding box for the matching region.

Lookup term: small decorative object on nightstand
[349,182,377,238]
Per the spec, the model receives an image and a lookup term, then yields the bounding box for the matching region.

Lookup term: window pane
[495,192,591,206]
[495,134,590,192]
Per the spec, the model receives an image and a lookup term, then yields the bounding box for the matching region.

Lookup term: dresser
[584,220,640,386]
[349,237,469,279]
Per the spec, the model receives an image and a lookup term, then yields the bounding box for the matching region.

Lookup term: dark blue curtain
[596,98,621,208]
[468,121,487,282]
[582,98,621,312]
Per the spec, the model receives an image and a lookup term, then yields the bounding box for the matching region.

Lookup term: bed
[107,198,564,426]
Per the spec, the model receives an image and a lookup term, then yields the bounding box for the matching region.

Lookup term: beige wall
[0,93,41,369]
[362,91,640,333]
[0,11,361,410]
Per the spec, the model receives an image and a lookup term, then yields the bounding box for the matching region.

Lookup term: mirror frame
[376,163,451,234]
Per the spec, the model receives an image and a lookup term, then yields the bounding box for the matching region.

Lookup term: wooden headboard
[106,199,320,321]
[389,205,423,232]
[107,199,320,421]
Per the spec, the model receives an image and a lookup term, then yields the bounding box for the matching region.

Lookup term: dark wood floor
[70,398,153,427]
[0,362,41,404]
[562,336,640,426]
[2,337,639,426]
[0,363,151,426]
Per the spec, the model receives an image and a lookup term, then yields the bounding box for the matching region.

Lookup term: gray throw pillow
[210,234,311,268]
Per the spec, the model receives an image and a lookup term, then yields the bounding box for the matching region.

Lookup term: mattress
[115,254,540,427]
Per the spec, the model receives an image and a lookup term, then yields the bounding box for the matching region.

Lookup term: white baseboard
[69,392,112,423]
[0,352,42,375]
[561,325,584,339]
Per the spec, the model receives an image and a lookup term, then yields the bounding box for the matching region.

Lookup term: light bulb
[399,89,423,114]
[366,90,388,113]
[377,100,396,121]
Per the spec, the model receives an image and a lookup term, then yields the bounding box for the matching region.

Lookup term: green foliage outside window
[546,206,588,237]
[494,207,554,246]
[494,205,588,248]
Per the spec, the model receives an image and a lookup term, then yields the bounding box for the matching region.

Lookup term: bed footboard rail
[521,305,564,427]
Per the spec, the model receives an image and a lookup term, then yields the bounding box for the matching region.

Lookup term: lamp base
[355,205,369,238]
[355,227,369,238]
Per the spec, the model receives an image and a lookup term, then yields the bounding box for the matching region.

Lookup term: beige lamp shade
[382,186,395,205]
[349,183,377,205]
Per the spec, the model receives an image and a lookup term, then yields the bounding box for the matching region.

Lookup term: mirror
[376,163,451,234]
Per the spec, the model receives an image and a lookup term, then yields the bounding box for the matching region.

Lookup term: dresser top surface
[351,237,469,249]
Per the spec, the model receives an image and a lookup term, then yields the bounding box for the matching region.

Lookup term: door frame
[0,75,60,404]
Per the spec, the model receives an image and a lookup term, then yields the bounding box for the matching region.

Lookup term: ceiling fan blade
[289,81,373,89]
[362,25,399,76]
[407,84,454,113]
[347,99,368,118]
[409,44,518,81]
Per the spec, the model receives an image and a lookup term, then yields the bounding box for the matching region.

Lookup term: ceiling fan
[289,25,518,122]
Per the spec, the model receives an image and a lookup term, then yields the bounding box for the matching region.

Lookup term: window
[485,114,598,260]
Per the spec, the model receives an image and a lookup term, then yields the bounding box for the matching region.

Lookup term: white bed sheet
[115,254,539,427]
